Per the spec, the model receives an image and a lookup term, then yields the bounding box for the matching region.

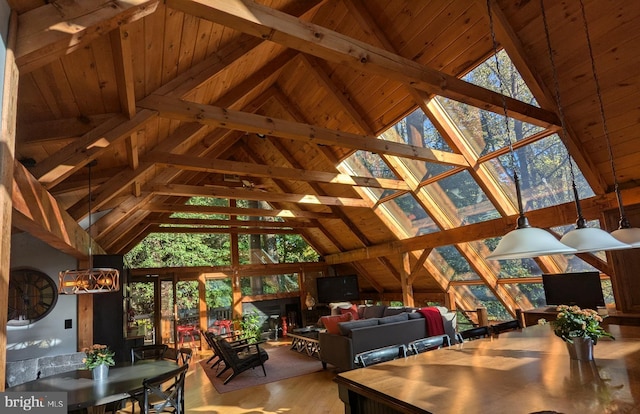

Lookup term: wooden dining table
[335,323,640,414]
[6,359,179,413]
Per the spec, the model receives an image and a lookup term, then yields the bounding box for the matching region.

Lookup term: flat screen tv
[542,271,605,310]
[317,275,360,304]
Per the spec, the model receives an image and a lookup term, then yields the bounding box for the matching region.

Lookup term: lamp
[59,161,120,294]
[485,0,577,260]
[577,0,640,247]
[539,0,630,253]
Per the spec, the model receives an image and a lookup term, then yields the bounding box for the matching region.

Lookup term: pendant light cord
[578,0,628,228]
[540,0,587,229]
[486,0,528,228]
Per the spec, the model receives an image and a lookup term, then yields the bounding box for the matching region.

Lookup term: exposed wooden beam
[146,151,409,191]
[139,94,469,166]
[11,162,104,259]
[16,113,119,145]
[146,224,297,235]
[167,0,560,129]
[150,183,371,208]
[16,0,159,73]
[147,217,316,228]
[143,202,336,220]
[325,187,640,264]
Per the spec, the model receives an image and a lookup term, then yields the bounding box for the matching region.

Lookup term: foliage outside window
[240,274,300,296]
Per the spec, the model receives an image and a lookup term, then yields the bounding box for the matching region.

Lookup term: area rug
[200,342,324,394]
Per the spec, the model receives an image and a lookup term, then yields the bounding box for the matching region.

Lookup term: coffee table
[288,328,322,359]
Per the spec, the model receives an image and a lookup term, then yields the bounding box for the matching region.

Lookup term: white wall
[7,233,79,361]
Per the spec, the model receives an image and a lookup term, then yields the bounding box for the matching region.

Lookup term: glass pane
[380,193,437,237]
[128,281,155,345]
[503,283,547,309]
[466,284,509,321]
[205,278,233,331]
[488,135,594,212]
[431,245,480,281]
[238,234,319,264]
[422,170,500,225]
[176,280,199,349]
[240,273,300,296]
[339,150,400,202]
[436,98,544,159]
[494,256,543,279]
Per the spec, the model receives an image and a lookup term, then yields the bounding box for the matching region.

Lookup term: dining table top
[335,323,640,414]
[6,359,179,412]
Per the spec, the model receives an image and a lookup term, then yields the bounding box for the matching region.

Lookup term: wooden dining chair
[142,363,188,414]
[491,320,522,336]
[455,326,491,343]
[132,344,169,363]
[408,334,451,355]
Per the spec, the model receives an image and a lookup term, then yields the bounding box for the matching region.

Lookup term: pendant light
[485,0,576,260]
[59,161,120,294]
[577,0,640,247]
[539,0,630,253]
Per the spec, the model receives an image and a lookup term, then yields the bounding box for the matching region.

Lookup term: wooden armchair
[214,337,269,384]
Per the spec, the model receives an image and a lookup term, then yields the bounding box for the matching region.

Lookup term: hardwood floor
[119,340,345,414]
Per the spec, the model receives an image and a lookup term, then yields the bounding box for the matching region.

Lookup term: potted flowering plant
[552,305,614,344]
[83,344,116,370]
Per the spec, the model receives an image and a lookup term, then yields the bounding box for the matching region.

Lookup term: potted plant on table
[83,344,115,380]
[552,305,614,361]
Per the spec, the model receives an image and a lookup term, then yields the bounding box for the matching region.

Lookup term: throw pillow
[378,313,409,324]
[362,305,386,319]
[337,318,379,336]
[408,312,423,319]
[339,304,360,320]
[320,313,352,335]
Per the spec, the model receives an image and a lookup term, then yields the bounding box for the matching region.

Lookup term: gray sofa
[319,305,456,371]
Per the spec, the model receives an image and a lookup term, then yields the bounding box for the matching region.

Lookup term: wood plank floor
[119,340,345,414]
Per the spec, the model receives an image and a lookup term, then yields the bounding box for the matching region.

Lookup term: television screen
[542,271,605,310]
[316,275,360,303]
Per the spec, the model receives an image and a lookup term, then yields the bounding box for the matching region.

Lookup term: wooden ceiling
[9,0,640,309]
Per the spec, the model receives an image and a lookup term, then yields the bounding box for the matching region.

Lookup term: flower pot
[92,363,109,381]
[565,337,594,361]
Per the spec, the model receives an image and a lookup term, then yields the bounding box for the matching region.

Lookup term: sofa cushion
[321,313,352,335]
[362,305,386,319]
[339,304,360,320]
[337,318,379,336]
[382,307,407,317]
[408,311,424,319]
[329,302,353,315]
[378,313,409,324]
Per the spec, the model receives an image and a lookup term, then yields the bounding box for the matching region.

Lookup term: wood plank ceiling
[9,0,640,312]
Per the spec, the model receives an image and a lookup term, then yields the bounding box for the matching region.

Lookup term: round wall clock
[8,268,58,325]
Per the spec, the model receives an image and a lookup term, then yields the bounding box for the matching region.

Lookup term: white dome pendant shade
[559,182,631,253]
[486,223,578,260]
[487,172,577,260]
[609,191,640,247]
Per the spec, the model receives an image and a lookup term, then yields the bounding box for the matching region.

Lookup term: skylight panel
[422,170,500,225]
[487,134,594,212]
[379,193,437,237]
[431,245,480,281]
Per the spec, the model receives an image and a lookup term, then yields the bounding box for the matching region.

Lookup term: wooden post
[0,9,19,391]
[401,253,414,307]
[477,307,489,326]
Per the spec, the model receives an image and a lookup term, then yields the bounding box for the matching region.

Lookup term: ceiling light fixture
[485,0,576,260]
[539,0,630,253]
[576,0,640,248]
[59,161,120,294]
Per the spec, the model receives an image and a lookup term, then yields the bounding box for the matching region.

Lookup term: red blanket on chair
[418,307,445,336]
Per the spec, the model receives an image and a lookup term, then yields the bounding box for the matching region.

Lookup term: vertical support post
[477,307,489,326]
[401,253,414,307]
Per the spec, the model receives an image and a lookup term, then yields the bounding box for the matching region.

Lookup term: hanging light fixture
[538,0,630,253]
[576,0,640,247]
[485,0,576,260]
[59,161,120,294]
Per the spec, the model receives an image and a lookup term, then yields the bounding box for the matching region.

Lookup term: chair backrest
[177,348,193,365]
[491,320,521,335]
[132,344,169,363]
[142,363,188,414]
[355,344,407,367]
[456,326,491,342]
[408,334,451,354]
